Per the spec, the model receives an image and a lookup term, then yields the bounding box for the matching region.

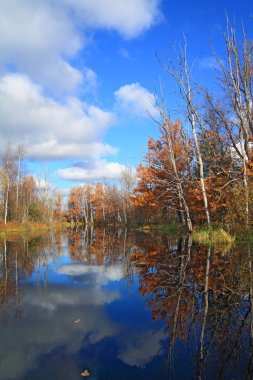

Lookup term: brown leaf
[81,369,90,377]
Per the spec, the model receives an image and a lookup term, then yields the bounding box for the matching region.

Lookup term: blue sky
[0,0,252,191]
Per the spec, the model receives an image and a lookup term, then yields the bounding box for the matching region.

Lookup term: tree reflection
[132,234,253,379]
[67,227,135,277]
[0,232,60,323]
[1,228,253,379]
[0,227,137,325]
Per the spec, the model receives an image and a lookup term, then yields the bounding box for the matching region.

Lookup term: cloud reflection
[0,264,121,379]
[118,329,164,368]
[56,263,124,284]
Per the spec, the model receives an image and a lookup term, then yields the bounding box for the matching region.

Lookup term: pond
[0,228,252,380]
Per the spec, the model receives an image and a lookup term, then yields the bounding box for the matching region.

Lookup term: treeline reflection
[132,233,253,379]
[0,228,253,379]
[0,232,62,322]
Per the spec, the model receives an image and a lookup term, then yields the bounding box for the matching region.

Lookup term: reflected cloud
[0,270,120,379]
[57,263,124,284]
[118,329,165,368]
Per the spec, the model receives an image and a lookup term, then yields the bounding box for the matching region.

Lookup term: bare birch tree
[161,38,211,225]
[15,144,25,220]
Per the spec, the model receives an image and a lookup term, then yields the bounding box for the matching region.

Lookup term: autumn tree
[20,175,36,221]
[134,146,173,224]
[134,120,193,230]
[161,120,193,231]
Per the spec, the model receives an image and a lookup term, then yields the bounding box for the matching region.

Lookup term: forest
[0,144,62,227]
[0,20,252,234]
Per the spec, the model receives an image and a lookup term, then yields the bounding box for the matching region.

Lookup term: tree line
[67,168,135,226]
[0,144,62,225]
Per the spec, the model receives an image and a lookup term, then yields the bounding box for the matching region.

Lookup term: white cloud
[60,0,162,39]
[27,142,117,160]
[0,73,116,159]
[31,58,84,94]
[0,0,162,92]
[114,82,158,118]
[0,0,83,93]
[0,0,164,176]
[58,159,127,181]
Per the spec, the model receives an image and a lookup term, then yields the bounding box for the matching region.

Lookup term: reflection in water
[133,233,253,379]
[0,228,253,379]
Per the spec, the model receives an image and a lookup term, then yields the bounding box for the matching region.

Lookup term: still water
[0,228,252,380]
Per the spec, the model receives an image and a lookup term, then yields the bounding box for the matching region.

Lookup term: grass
[192,226,235,246]
[0,221,67,240]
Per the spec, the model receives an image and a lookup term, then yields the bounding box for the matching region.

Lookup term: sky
[0,0,252,191]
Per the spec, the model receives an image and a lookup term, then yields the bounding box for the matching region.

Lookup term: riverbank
[0,221,250,246]
[0,221,65,240]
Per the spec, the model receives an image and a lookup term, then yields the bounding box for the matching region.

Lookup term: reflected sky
[1,229,253,380]
[0,233,167,380]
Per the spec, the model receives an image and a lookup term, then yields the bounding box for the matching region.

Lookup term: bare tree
[15,144,25,221]
[161,37,211,225]
[0,144,17,224]
[120,167,136,225]
[203,17,253,227]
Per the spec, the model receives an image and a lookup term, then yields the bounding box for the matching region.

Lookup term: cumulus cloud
[114,82,158,118]
[58,158,127,181]
[0,0,163,178]
[0,0,83,93]
[61,0,162,39]
[0,0,162,91]
[0,73,116,159]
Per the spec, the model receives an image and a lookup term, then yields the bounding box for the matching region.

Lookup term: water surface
[0,228,252,379]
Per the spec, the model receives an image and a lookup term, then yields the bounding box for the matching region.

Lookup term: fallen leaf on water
[74,319,80,323]
[81,369,90,377]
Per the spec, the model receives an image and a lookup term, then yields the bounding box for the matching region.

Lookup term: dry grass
[192,227,235,246]
[0,221,64,240]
